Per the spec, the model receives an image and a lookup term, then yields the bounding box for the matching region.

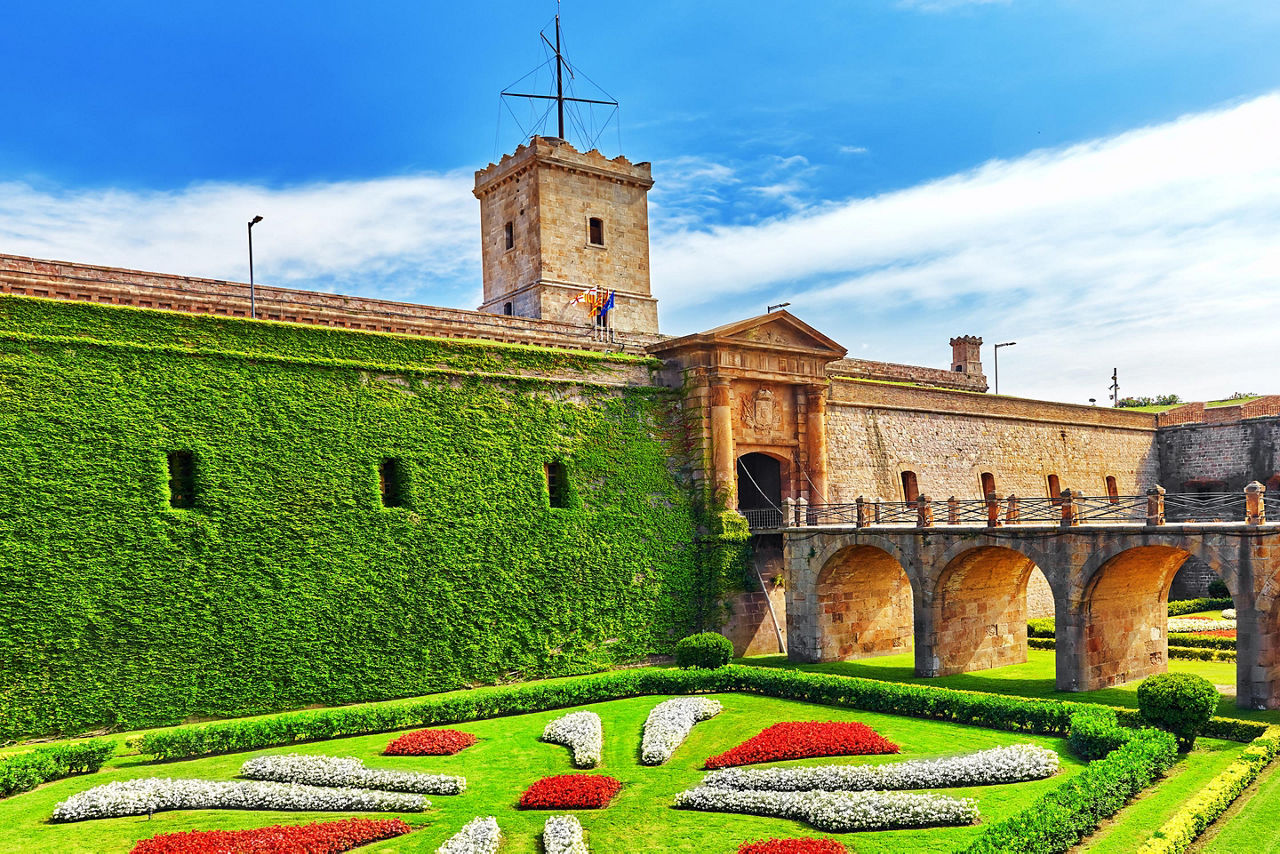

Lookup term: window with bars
[379,458,405,508]
[546,462,569,509]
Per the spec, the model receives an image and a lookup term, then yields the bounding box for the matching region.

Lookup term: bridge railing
[765,483,1275,530]
[739,507,784,530]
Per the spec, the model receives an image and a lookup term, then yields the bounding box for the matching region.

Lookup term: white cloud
[0,173,481,305]
[839,145,869,155]
[650,93,1280,404]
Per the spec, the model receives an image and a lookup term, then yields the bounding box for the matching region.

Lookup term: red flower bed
[384,728,477,755]
[518,774,622,809]
[705,721,899,769]
[1192,629,1237,638]
[130,818,411,854]
[739,839,849,854]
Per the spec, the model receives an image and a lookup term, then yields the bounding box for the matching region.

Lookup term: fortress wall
[1158,416,1280,492]
[823,379,1160,503]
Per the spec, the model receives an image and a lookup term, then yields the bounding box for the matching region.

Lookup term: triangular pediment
[702,311,847,357]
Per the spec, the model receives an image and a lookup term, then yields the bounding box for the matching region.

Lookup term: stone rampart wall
[1158,415,1280,492]
[824,379,1160,503]
[827,357,987,392]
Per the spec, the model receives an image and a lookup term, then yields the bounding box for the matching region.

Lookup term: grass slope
[1,694,1084,854]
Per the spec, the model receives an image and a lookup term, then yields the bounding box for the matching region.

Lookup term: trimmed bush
[1067,708,1131,760]
[674,633,734,669]
[1168,647,1235,663]
[1167,597,1233,617]
[0,740,115,799]
[1208,579,1230,599]
[963,728,1178,853]
[1027,618,1055,638]
[1168,633,1235,650]
[1137,724,1280,853]
[1137,673,1220,751]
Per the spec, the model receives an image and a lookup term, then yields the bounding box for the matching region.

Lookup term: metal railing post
[1146,485,1166,526]
[873,500,882,525]
[1246,481,1265,526]
[947,496,959,525]
[985,491,1001,528]
[855,495,868,528]
[917,494,933,528]
[1060,489,1081,527]
[1005,493,1019,524]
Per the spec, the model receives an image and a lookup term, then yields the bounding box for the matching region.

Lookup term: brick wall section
[1158,415,1280,492]
[824,378,1160,502]
[0,253,662,354]
[827,357,987,392]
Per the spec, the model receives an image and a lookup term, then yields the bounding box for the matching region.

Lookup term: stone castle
[4,133,1280,720]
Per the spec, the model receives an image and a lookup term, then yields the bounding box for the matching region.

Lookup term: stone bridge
[783,522,1280,709]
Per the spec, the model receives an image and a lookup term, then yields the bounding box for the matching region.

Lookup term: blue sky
[2,1,1279,403]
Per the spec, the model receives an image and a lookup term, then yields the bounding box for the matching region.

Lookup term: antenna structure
[499,7,619,149]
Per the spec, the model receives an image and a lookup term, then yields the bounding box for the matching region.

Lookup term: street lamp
[993,341,1016,395]
[247,215,264,319]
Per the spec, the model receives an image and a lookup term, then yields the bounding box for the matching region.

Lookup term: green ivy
[0,297,707,740]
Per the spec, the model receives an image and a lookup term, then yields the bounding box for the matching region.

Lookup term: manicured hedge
[0,740,115,799]
[0,296,713,741]
[1137,724,1280,853]
[1067,708,1130,761]
[1030,638,1235,662]
[674,633,735,670]
[135,665,1114,761]
[962,727,1178,853]
[1167,598,1233,617]
[1168,633,1235,650]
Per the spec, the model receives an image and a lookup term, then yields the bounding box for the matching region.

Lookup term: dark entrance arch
[737,452,783,527]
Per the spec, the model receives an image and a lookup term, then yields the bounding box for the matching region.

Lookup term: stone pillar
[710,376,736,508]
[1247,481,1266,526]
[917,495,933,527]
[783,497,796,528]
[1006,494,1020,524]
[856,496,868,528]
[1054,595,1089,693]
[797,497,809,526]
[947,496,959,525]
[1146,486,1166,526]
[783,533,821,663]
[1060,490,1081,527]
[985,492,1001,527]
[805,383,829,504]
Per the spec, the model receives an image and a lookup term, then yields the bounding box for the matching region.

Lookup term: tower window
[504,221,514,250]
[1047,473,1061,498]
[545,462,569,509]
[167,451,195,509]
[588,217,604,246]
[1105,475,1119,503]
[379,458,405,508]
[503,302,514,316]
[980,472,996,498]
[900,471,919,506]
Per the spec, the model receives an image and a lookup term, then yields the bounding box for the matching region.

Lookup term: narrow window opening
[980,471,996,498]
[1105,475,1119,503]
[588,217,604,246]
[504,221,514,250]
[1047,474,1061,501]
[900,471,919,506]
[503,302,514,316]
[379,458,405,508]
[546,462,569,509]
[167,451,195,509]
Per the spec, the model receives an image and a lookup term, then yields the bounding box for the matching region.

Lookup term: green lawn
[0,693,1091,853]
[747,650,1280,725]
[1196,753,1280,853]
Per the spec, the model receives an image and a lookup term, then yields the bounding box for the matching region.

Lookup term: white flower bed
[543,711,603,768]
[1169,618,1235,633]
[543,814,590,854]
[437,816,502,854]
[640,697,722,765]
[51,777,427,822]
[241,753,464,794]
[702,744,1058,792]
[1222,609,1237,620]
[673,786,977,832]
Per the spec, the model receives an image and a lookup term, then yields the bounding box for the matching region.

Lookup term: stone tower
[473,136,659,336]
[950,335,983,377]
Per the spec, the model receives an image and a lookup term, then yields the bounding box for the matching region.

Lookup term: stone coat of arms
[740,387,779,433]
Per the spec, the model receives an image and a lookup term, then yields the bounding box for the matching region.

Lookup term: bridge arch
[919,545,1041,676]
[1076,544,1191,689]
[812,544,915,662]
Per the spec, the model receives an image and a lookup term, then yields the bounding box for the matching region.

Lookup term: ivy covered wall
[0,297,709,740]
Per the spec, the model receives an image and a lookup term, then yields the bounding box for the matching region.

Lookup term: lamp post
[993,341,1016,395]
[247,215,264,319]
